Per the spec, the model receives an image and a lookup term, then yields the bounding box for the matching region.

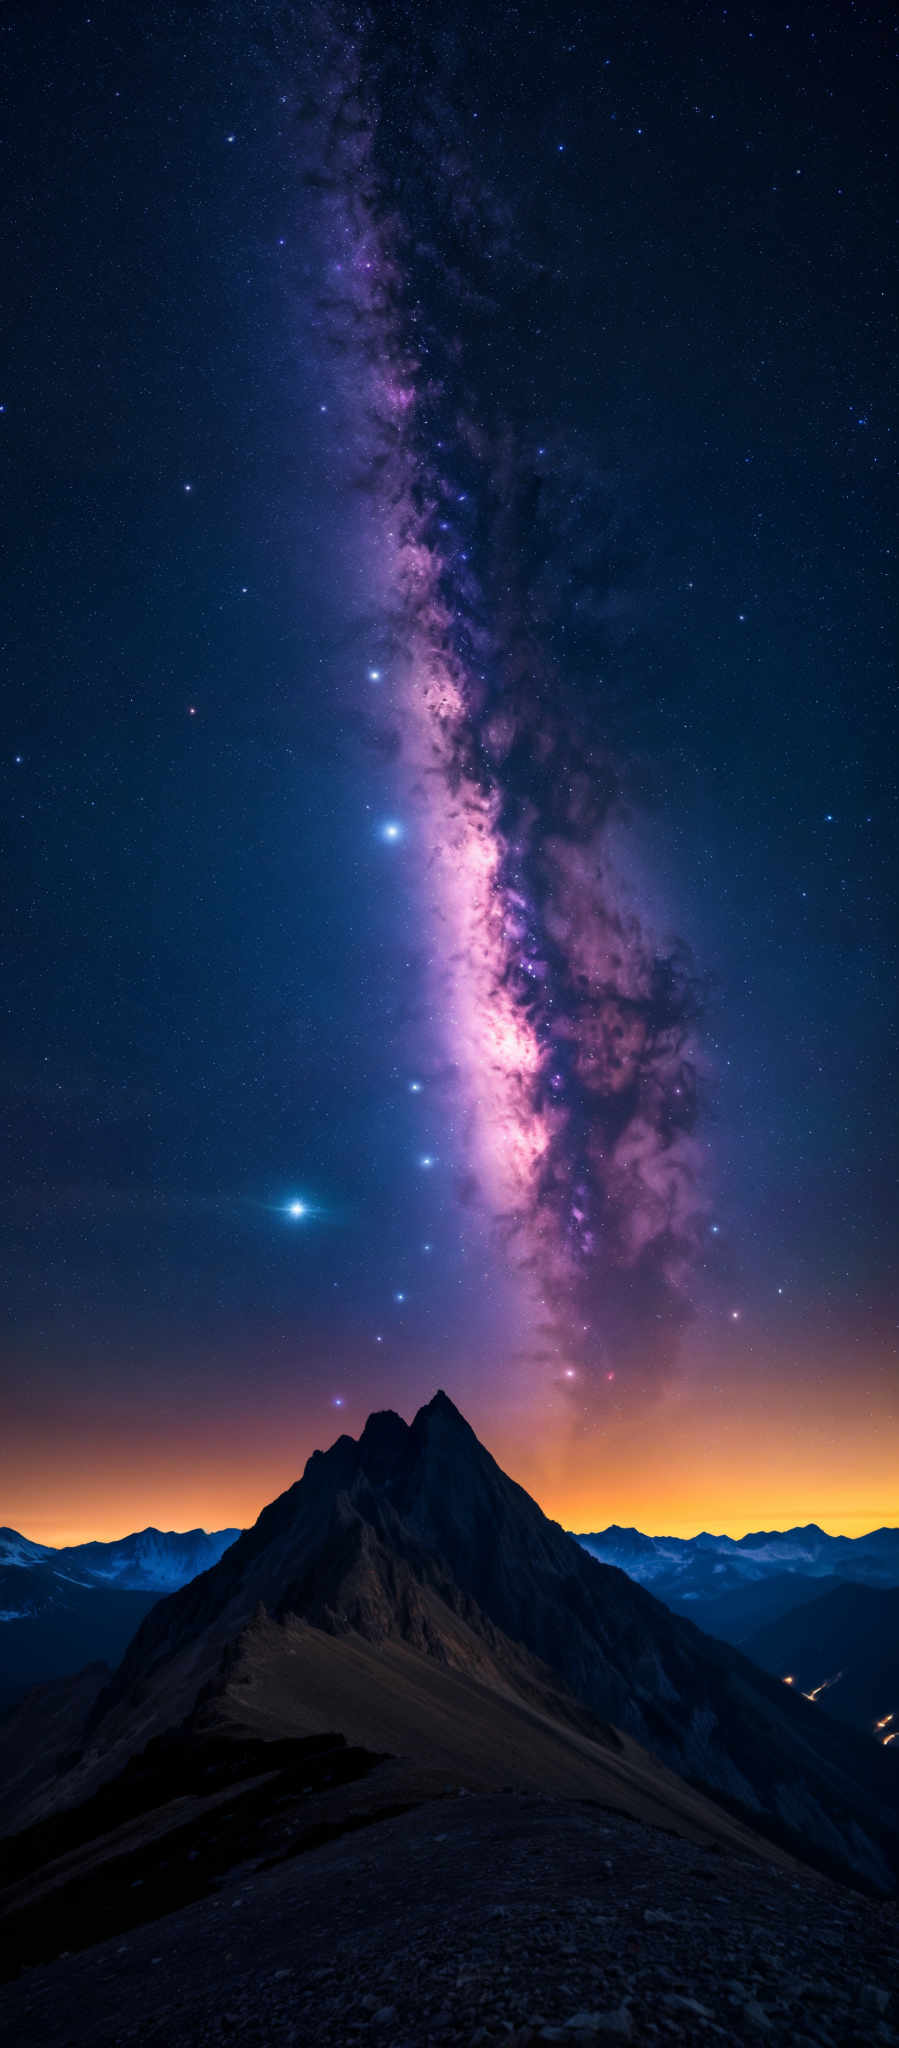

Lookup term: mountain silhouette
[15,1394,899,1891]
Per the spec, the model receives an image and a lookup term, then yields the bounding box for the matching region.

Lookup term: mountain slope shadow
[6,1394,899,1898]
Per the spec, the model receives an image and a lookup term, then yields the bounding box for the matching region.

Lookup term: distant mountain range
[569,1520,899,1741]
[5,1394,896,1899]
[0,1524,239,1705]
[572,1522,899,1637]
[0,1524,240,1592]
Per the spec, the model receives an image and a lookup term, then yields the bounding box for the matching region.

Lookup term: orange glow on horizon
[4,1348,897,1550]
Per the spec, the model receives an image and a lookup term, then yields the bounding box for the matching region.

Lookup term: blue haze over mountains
[573,1523,899,1648]
[0,1525,239,1705]
[3,1508,897,1752]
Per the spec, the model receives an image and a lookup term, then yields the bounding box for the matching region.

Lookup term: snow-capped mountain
[0,1524,240,1593]
[571,1522,899,1643]
[0,1525,241,1704]
[53,1526,241,1591]
[0,1529,54,1570]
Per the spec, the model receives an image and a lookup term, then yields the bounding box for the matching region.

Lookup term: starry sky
[2,0,896,1544]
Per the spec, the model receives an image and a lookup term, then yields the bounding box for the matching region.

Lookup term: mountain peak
[412,1388,477,1438]
[56,1393,899,1896]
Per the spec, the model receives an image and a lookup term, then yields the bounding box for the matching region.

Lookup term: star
[419,1154,435,1169]
[368,668,381,682]
[393,1290,406,1304]
[380,820,403,842]
[286,1200,307,1219]
[409,1079,423,1094]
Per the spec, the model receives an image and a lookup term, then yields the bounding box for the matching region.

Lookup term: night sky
[3,0,896,1544]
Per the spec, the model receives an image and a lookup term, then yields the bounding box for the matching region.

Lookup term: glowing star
[368,668,381,681]
[419,1154,435,1169]
[393,1290,406,1304]
[332,1395,345,1407]
[408,1079,422,1093]
[286,1200,307,1219]
[730,1309,741,1321]
[564,1367,576,1380]
[380,820,403,842]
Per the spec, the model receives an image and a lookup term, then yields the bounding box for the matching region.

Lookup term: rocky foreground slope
[2,1792,897,2048]
[3,1395,899,2045]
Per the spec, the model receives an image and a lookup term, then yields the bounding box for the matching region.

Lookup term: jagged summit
[31,1394,899,1893]
[295,1392,478,1515]
[416,1386,474,1425]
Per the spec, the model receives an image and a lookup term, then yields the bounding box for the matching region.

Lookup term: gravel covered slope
[4,1792,897,2048]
